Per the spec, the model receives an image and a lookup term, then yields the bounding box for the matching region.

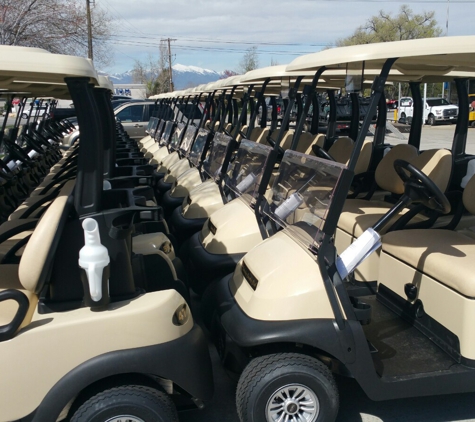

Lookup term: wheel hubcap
[266,383,319,421]
[105,416,145,422]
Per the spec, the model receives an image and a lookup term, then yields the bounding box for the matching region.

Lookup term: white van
[398,96,458,125]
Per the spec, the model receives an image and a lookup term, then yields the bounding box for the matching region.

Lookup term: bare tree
[0,0,113,67]
[238,46,259,73]
[132,42,171,97]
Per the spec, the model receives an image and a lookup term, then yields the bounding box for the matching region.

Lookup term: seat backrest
[18,180,75,294]
[254,127,270,144]
[248,126,264,142]
[279,130,295,150]
[375,144,419,194]
[463,174,475,215]
[304,133,326,155]
[354,138,373,175]
[409,149,453,193]
[328,136,354,165]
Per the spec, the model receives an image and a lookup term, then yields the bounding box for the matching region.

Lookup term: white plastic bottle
[78,218,110,306]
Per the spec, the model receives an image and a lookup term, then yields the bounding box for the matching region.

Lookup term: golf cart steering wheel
[4,139,32,163]
[266,136,285,157]
[394,159,451,214]
[312,144,335,162]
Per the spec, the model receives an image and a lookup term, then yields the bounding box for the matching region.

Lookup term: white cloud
[100,0,475,73]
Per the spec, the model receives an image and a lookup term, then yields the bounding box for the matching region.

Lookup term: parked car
[469,93,475,127]
[386,98,398,109]
[398,96,458,125]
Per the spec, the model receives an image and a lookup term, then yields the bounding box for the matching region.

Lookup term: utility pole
[162,38,176,92]
[86,0,94,61]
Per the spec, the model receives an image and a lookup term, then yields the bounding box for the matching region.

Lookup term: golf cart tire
[71,385,178,422]
[236,353,339,422]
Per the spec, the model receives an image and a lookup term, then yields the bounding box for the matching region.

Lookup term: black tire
[400,112,406,119]
[236,353,339,422]
[71,385,178,422]
[427,114,436,126]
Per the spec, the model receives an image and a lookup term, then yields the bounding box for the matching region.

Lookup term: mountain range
[104,64,222,90]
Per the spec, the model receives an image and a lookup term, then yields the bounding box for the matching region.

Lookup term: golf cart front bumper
[206,274,347,374]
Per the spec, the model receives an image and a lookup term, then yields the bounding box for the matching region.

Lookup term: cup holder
[350,297,372,325]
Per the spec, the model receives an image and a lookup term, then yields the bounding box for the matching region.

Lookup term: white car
[398,96,458,125]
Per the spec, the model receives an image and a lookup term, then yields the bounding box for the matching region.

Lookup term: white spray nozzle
[274,192,304,221]
[336,228,381,279]
[236,172,257,193]
[78,218,110,302]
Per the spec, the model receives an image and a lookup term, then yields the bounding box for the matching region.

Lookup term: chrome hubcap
[266,384,319,422]
[105,416,145,422]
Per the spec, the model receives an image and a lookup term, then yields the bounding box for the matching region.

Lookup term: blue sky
[98,0,475,74]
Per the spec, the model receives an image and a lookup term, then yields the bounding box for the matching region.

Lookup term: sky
[98,0,475,74]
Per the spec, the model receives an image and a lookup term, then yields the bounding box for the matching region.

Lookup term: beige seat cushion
[382,229,475,297]
[338,199,427,237]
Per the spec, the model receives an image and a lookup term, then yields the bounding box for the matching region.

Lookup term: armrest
[0,289,29,342]
[0,218,37,244]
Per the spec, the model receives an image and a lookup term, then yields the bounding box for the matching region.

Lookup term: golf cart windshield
[154,120,165,141]
[188,128,209,167]
[202,132,232,180]
[159,121,174,145]
[225,139,273,204]
[264,150,347,249]
[147,117,158,134]
[169,123,184,151]
[179,125,197,156]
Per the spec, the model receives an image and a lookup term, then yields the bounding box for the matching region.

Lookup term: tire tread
[236,353,338,422]
[71,385,178,422]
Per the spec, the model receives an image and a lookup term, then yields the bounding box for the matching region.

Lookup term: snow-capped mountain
[101,64,221,89]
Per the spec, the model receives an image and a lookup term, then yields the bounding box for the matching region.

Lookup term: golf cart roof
[0,46,98,100]
[0,45,98,86]
[97,75,114,92]
[286,36,475,75]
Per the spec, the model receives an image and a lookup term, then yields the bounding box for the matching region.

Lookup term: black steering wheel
[3,139,32,163]
[266,135,285,157]
[312,144,335,162]
[394,159,451,214]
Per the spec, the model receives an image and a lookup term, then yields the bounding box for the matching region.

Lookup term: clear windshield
[264,150,347,250]
[202,132,232,180]
[179,125,197,155]
[159,121,175,145]
[189,128,209,167]
[154,120,165,141]
[226,139,272,204]
[169,122,185,151]
[146,117,158,134]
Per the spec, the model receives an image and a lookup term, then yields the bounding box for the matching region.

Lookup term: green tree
[336,5,442,46]
[238,46,259,73]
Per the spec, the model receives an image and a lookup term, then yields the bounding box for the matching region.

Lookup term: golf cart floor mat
[361,295,456,378]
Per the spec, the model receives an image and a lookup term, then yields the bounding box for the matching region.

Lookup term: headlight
[173,303,189,326]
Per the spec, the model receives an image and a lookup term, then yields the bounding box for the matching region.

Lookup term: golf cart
[205,36,475,422]
[0,46,213,422]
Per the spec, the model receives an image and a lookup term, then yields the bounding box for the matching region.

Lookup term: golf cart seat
[335,145,452,282]
[378,174,475,360]
[0,180,75,341]
[298,133,325,154]
[249,127,268,144]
